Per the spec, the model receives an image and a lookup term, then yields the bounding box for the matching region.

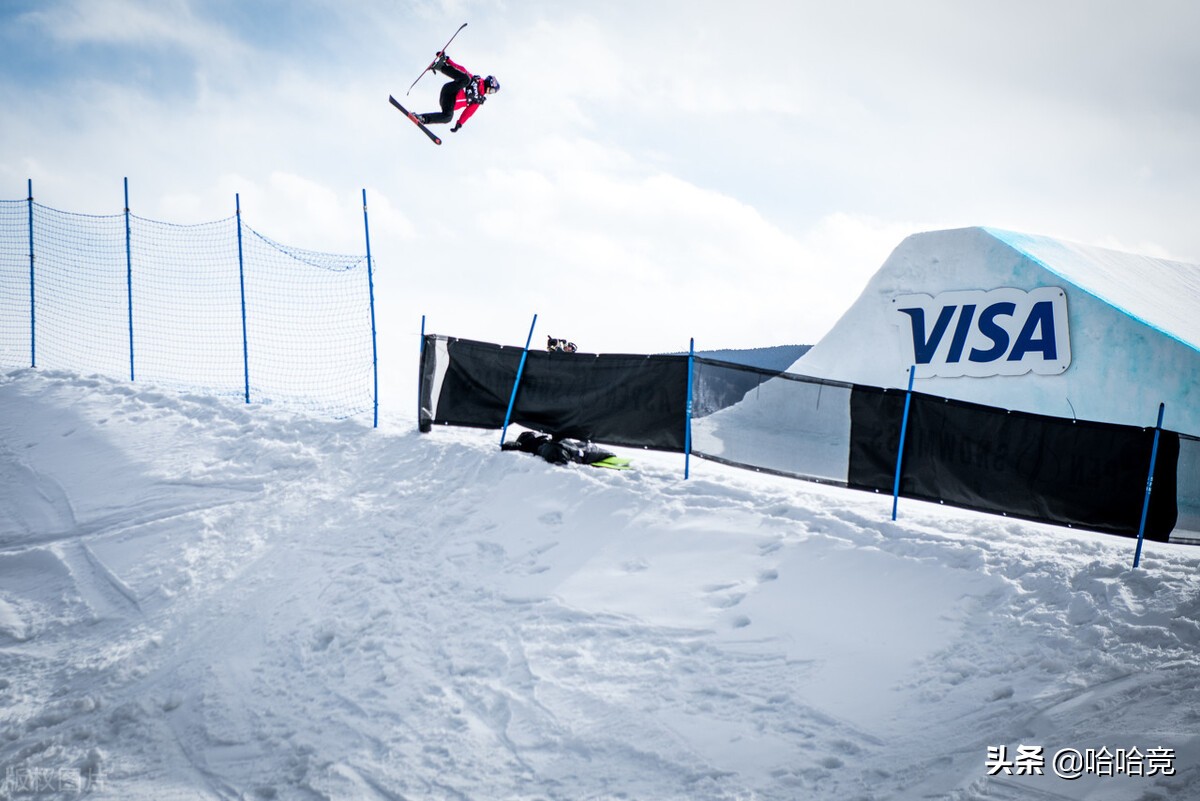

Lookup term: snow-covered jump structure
[797,227,1200,436]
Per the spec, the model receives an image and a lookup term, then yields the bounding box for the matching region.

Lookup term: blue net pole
[892,365,916,521]
[685,337,695,479]
[27,179,35,368]
[418,314,426,428]
[124,178,135,381]
[236,193,250,404]
[362,189,379,428]
[500,313,537,447]
[1133,402,1166,568]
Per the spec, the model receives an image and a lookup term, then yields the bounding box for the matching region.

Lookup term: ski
[389,95,442,145]
[591,456,633,471]
[406,22,468,96]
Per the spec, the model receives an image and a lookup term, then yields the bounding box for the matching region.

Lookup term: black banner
[848,387,1179,540]
[420,336,689,450]
[420,337,524,430]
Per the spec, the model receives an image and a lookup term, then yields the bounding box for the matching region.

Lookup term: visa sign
[892,287,1071,378]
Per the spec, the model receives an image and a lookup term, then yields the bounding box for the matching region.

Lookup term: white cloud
[24,0,239,55]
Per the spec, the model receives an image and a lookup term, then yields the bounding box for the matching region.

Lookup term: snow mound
[2,368,1199,799]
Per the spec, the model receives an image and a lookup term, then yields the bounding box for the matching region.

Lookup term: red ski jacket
[443,56,488,128]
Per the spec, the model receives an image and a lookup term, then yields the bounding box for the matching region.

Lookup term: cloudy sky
[3,0,1199,393]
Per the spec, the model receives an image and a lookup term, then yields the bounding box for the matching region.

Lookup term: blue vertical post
[684,338,695,479]
[891,366,916,521]
[1133,403,1166,569]
[418,314,426,427]
[27,179,35,368]
[362,189,379,428]
[236,193,250,404]
[124,178,135,381]
[500,313,537,447]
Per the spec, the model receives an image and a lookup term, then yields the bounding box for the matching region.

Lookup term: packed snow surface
[2,368,1200,800]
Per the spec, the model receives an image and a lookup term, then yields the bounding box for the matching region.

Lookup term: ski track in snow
[1,368,1199,800]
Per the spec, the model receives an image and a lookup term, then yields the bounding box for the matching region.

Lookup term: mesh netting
[0,200,30,367]
[126,215,244,395]
[238,224,373,416]
[1,199,375,419]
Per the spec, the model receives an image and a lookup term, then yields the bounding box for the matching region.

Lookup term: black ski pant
[422,63,470,124]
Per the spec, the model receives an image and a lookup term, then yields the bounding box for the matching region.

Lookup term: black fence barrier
[420,335,689,450]
[848,387,1179,541]
[418,332,1194,541]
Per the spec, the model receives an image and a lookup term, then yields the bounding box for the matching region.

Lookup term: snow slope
[3,368,1200,800]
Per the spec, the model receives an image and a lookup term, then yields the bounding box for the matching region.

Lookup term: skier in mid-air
[414,51,500,132]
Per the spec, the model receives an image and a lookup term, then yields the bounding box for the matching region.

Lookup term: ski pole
[406,22,468,95]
